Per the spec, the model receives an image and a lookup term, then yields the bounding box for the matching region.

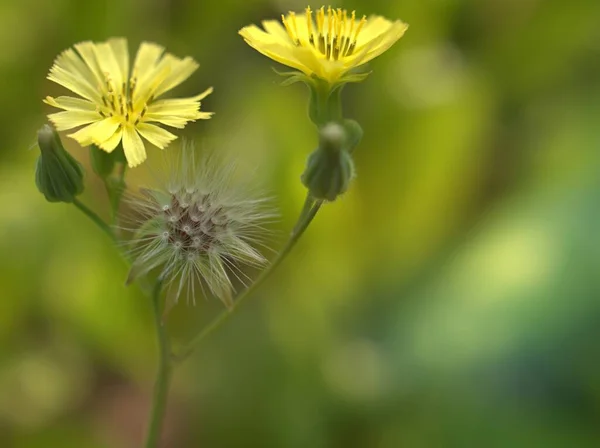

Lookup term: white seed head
[123,141,277,307]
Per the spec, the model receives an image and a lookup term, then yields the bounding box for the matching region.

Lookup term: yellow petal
[47,110,102,131]
[131,42,165,98]
[355,16,395,47]
[136,123,177,149]
[146,97,202,118]
[49,48,101,101]
[122,124,147,167]
[287,45,333,79]
[97,128,123,153]
[261,20,289,40]
[48,64,102,103]
[44,96,97,112]
[351,21,408,68]
[240,27,312,75]
[192,86,213,102]
[108,38,130,82]
[282,12,311,44]
[68,116,121,146]
[154,56,199,98]
[94,41,126,88]
[132,42,164,78]
[73,41,106,88]
[195,112,214,120]
[132,63,171,109]
[142,116,193,128]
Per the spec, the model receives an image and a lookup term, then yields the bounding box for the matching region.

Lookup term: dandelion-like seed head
[44,38,213,167]
[124,142,277,308]
[239,6,408,84]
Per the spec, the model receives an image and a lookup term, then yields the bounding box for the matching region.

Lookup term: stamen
[129,77,137,95]
[280,6,369,60]
[281,14,299,45]
[342,11,356,56]
[289,12,300,43]
[333,9,343,60]
[327,7,333,59]
[354,15,367,43]
[317,7,326,53]
[306,7,314,46]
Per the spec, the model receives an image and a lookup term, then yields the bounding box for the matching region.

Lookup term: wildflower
[124,142,276,308]
[239,6,408,86]
[44,38,213,168]
[35,124,84,203]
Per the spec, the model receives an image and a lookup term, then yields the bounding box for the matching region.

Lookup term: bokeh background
[2,0,600,446]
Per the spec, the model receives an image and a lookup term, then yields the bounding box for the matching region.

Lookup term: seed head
[123,142,277,308]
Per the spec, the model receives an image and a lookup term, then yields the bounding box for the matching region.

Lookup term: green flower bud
[35,125,84,203]
[301,123,355,201]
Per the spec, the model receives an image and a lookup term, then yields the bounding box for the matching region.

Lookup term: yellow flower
[239,6,408,85]
[44,38,213,167]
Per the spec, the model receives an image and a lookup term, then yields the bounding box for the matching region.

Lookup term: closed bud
[35,125,84,203]
[301,123,355,201]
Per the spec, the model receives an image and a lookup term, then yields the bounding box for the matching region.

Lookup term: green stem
[72,198,117,244]
[173,196,323,363]
[144,279,172,448]
[104,162,128,224]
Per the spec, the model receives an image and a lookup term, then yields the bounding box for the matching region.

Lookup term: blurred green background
[2,0,600,446]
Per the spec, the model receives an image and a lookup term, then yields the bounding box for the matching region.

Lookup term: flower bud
[35,125,84,203]
[301,123,355,201]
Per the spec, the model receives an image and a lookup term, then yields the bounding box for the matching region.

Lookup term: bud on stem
[301,123,355,201]
[35,125,84,203]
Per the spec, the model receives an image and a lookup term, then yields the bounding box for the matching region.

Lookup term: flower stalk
[72,198,118,244]
[144,279,172,448]
[308,79,343,127]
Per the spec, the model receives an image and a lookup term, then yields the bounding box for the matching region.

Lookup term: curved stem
[173,197,323,363]
[144,279,172,448]
[72,198,117,244]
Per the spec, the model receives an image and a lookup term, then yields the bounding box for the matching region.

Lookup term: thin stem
[72,198,117,244]
[104,162,128,225]
[173,197,323,363]
[144,279,172,448]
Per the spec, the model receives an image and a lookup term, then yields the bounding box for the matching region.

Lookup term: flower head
[44,38,213,168]
[239,6,408,85]
[124,142,276,308]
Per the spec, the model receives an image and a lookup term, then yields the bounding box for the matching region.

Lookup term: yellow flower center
[282,6,367,61]
[98,73,146,125]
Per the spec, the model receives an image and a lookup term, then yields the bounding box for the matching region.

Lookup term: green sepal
[338,71,372,84]
[35,125,84,203]
[89,144,116,179]
[271,67,312,87]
